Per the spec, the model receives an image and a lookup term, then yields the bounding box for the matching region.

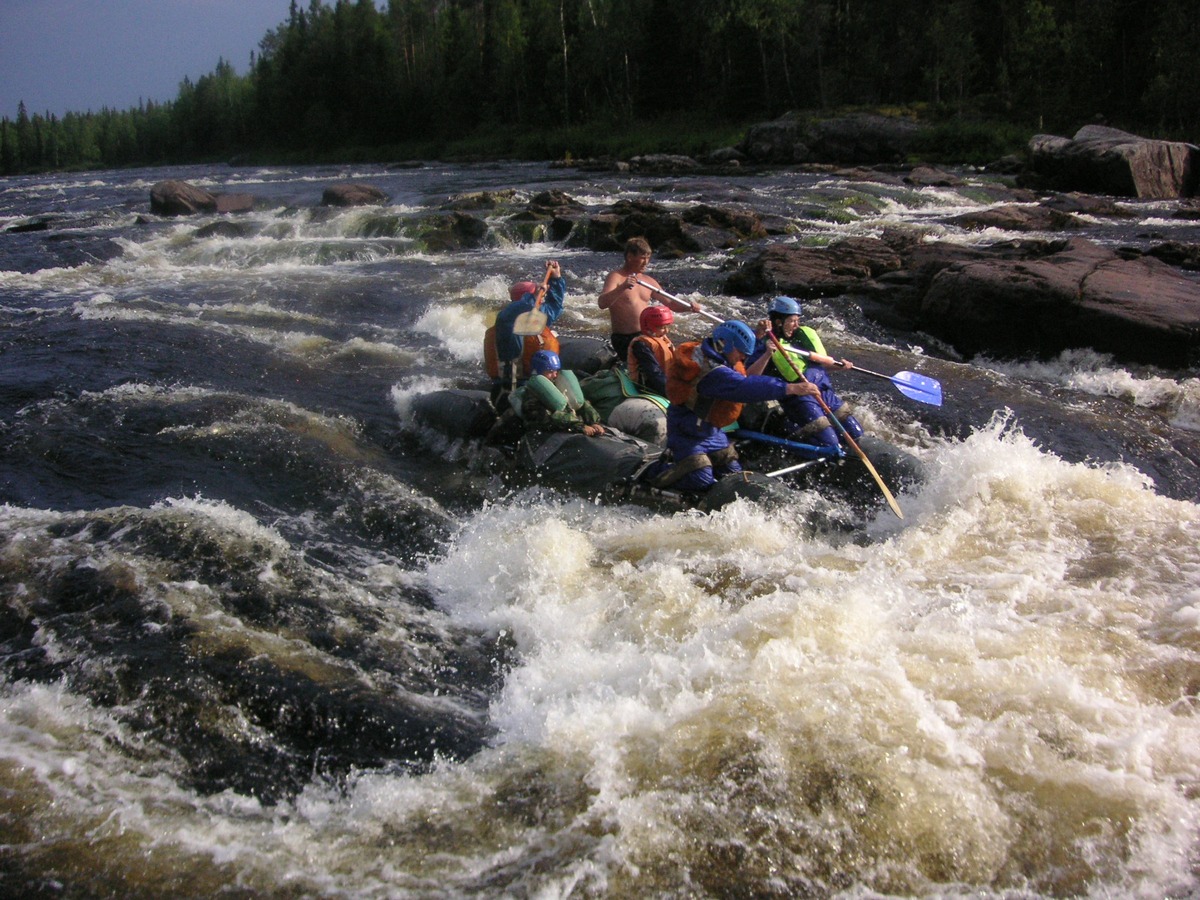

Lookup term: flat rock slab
[725,236,1200,368]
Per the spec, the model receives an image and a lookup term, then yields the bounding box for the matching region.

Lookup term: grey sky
[0,0,293,120]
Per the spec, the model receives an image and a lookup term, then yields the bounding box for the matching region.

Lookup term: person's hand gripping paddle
[512,262,557,336]
[768,330,904,520]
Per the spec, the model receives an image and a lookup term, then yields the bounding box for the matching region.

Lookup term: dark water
[1,162,1198,898]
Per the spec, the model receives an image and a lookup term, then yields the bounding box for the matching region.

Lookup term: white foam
[979,349,1187,411]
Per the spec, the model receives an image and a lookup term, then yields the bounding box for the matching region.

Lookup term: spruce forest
[2,0,1198,174]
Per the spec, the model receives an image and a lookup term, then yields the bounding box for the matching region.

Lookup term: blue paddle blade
[892,371,942,406]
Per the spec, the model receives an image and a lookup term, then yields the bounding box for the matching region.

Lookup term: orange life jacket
[665,341,746,428]
[626,333,675,386]
[484,326,560,380]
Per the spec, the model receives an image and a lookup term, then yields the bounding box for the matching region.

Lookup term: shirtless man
[597,237,701,360]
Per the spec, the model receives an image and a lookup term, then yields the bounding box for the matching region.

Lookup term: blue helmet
[711,320,756,357]
[769,295,802,317]
[529,350,562,376]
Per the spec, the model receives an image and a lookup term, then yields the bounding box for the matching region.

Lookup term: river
[1,161,1198,898]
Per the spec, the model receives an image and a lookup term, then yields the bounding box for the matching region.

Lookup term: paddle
[767,330,904,519]
[633,277,706,317]
[640,280,941,406]
[735,429,845,459]
[776,343,942,407]
[511,264,555,336]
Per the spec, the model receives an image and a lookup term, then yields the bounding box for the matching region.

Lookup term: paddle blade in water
[893,371,942,406]
[511,308,548,336]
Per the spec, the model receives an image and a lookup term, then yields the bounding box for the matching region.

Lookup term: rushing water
[1,161,1199,898]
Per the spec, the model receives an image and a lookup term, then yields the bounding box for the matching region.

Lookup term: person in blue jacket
[493,259,566,369]
[748,295,864,447]
[655,319,819,492]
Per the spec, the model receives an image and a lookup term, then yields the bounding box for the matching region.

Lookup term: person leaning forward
[597,237,699,361]
[652,319,819,492]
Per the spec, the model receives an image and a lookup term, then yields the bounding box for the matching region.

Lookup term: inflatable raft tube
[410,389,497,440]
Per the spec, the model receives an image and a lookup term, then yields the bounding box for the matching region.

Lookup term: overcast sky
[0,0,294,120]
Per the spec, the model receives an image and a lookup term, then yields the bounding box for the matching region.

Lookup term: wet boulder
[150,180,257,216]
[948,203,1083,232]
[321,183,389,207]
[194,220,257,240]
[567,198,767,258]
[628,154,701,173]
[723,237,904,297]
[725,233,1200,368]
[442,190,517,211]
[917,238,1200,366]
[415,211,492,252]
[1023,125,1200,198]
[904,166,965,187]
[150,180,218,215]
[215,193,255,213]
[506,190,587,242]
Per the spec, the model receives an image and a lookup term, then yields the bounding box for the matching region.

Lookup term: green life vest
[770,326,827,382]
[511,370,585,420]
[580,367,668,420]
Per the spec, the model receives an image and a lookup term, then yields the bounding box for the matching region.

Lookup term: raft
[405,335,925,517]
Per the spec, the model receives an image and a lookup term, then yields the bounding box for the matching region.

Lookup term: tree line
[3,0,1198,175]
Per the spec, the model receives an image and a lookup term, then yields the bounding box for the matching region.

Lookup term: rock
[918,238,1200,366]
[949,203,1082,232]
[321,183,388,207]
[506,190,587,242]
[150,181,257,216]
[807,113,922,164]
[904,166,965,187]
[739,111,811,164]
[1140,242,1200,271]
[725,232,1200,367]
[443,190,516,211]
[416,212,491,252]
[150,180,218,216]
[986,154,1025,175]
[214,193,255,214]
[1173,200,1200,221]
[1023,125,1200,198]
[566,198,768,258]
[628,154,701,172]
[1039,192,1134,218]
[723,238,905,297]
[529,189,584,215]
[706,146,746,165]
[194,221,256,240]
[3,216,57,233]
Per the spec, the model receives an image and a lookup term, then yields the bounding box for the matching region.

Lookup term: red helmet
[509,281,537,302]
[640,305,674,330]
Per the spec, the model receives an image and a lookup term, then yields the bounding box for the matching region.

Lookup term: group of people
[484,237,864,492]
